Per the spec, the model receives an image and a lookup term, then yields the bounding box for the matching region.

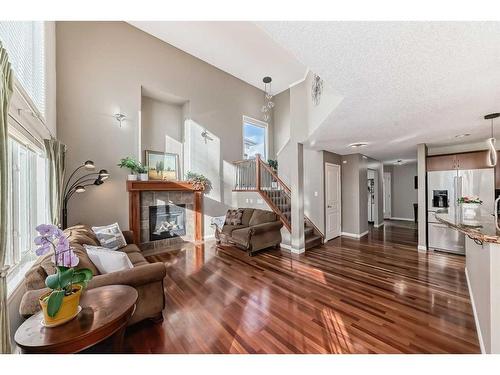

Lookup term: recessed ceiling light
[394,159,404,165]
[348,142,368,148]
[455,133,470,138]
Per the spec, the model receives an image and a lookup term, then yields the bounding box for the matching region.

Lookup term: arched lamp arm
[63,165,86,195]
[64,179,97,203]
[64,173,100,197]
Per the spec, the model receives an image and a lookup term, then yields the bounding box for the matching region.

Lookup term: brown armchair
[214,208,283,256]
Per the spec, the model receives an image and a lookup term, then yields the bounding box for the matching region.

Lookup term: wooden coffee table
[14,285,138,354]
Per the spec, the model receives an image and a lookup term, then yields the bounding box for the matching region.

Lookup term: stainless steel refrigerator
[427,168,494,254]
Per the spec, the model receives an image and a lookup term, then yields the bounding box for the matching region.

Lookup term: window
[0,21,46,116]
[6,133,48,296]
[243,116,268,160]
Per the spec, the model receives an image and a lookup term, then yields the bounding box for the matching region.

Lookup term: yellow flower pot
[39,284,82,327]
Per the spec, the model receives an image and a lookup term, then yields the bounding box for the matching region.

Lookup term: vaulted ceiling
[130,21,500,162]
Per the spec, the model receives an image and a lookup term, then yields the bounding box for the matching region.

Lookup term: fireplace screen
[149,204,186,241]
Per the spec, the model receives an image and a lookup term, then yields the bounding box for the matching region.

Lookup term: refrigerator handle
[495,197,500,231]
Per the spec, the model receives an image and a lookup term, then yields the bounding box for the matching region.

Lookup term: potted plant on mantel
[118,157,148,181]
[185,171,212,191]
[35,224,93,327]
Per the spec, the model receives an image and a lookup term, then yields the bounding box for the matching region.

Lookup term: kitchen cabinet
[427,151,490,171]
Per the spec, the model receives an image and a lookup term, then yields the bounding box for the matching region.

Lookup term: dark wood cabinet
[427,151,490,171]
[426,154,457,171]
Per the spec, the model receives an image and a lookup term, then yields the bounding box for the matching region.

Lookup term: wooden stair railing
[233,154,324,245]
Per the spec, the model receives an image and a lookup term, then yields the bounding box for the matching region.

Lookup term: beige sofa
[19,224,166,325]
[215,208,283,256]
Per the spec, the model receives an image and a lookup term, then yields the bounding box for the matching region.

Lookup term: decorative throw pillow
[91,223,127,250]
[225,209,244,225]
[83,244,133,274]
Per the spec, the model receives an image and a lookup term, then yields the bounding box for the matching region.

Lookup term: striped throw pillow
[91,223,127,250]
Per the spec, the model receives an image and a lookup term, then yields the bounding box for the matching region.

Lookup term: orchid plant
[35,224,93,317]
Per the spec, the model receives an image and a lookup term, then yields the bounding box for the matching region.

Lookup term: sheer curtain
[0,41,13,354]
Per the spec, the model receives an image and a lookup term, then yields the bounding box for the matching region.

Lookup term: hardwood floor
[123,224,480,354]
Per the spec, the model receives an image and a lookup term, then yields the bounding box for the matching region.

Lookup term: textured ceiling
[258,21,500,162]
[128,21,306,94]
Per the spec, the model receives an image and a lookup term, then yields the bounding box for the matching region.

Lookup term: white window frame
[5,126,47,297]
[242,115,269,161]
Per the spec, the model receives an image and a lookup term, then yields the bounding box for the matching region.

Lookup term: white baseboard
[279,243,292,250]
[390,217,414,222]
[341,231,368,239]
[417,245,427,252]
[374,222,384,228]
[465,267,485,354]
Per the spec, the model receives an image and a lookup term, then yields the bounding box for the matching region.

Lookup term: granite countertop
[434,208,500,244]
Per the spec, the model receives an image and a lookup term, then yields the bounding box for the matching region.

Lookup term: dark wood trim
[129,191,140,245]
[126,180,203,192]
[257,190,292,232]
[194,191,203,242]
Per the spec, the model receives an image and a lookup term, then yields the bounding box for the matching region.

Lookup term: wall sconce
[201,129,214,143]
[113,113,126,128]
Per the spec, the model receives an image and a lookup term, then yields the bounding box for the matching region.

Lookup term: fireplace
[149,204,186,241]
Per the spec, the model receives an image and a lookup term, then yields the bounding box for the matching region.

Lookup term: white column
[417,143,427,251]
[290,142,305,253]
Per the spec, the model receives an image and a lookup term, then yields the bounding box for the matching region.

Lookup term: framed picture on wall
[144,150,180,181]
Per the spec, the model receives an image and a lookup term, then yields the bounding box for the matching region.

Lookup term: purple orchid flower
[34,223,79,267]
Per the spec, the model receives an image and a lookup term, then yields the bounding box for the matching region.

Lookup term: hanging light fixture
[261,76,274,122]
[485,113,500,167]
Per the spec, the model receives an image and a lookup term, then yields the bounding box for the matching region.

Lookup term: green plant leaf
[45,273,61,289]
[57,267,75,290]
[72,268,93,288]
[47,290,65,317]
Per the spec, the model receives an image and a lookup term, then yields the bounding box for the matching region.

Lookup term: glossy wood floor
[123,223,480,353]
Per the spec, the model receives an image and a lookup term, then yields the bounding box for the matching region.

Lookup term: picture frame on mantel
[144,150,180,181]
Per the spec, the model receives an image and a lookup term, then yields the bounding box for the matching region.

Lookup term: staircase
[233,155,323,250]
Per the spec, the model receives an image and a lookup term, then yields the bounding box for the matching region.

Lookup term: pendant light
[485,113,500,167]
[261,76,274,122]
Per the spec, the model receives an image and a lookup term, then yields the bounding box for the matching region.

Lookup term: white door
[383,172,391,219]
[325,163,341,241]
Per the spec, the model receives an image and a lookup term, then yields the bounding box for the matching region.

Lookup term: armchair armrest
[122,230,135,245]
[249,220,283,235]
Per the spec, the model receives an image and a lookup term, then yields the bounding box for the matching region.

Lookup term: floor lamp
[62,160,110,229]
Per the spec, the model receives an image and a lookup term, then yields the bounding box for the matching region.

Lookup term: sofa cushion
[125,251,149,267]
[64,224,100,246]
[221,224,246,235]
[225,209,244,225]
[92,223,127,250]
[84,245,134,274]
[249,209,277,226]
[241,208,255,226]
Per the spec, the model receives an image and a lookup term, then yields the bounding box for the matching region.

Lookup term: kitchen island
[435,209,500,354]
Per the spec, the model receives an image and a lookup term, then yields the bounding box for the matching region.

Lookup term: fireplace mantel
[126,180,204,192]
[126,180,203,245]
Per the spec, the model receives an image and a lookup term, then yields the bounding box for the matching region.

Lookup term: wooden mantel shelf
[126,180,204,192]
[126,180,204,244]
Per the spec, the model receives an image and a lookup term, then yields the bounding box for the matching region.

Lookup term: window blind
[0,21,46,116]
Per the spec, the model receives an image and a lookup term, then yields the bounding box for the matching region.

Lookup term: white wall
[56,21,271,238]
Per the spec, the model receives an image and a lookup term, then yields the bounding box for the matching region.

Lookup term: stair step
[305,235,322,249]
[304,226,314,237]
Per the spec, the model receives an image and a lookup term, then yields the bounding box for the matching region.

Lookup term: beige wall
[56,21,271,236]
[391,162,418,220]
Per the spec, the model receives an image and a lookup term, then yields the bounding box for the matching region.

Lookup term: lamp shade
[98,169,110,180]
[75,185,86,193]
[84,160,95,170]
